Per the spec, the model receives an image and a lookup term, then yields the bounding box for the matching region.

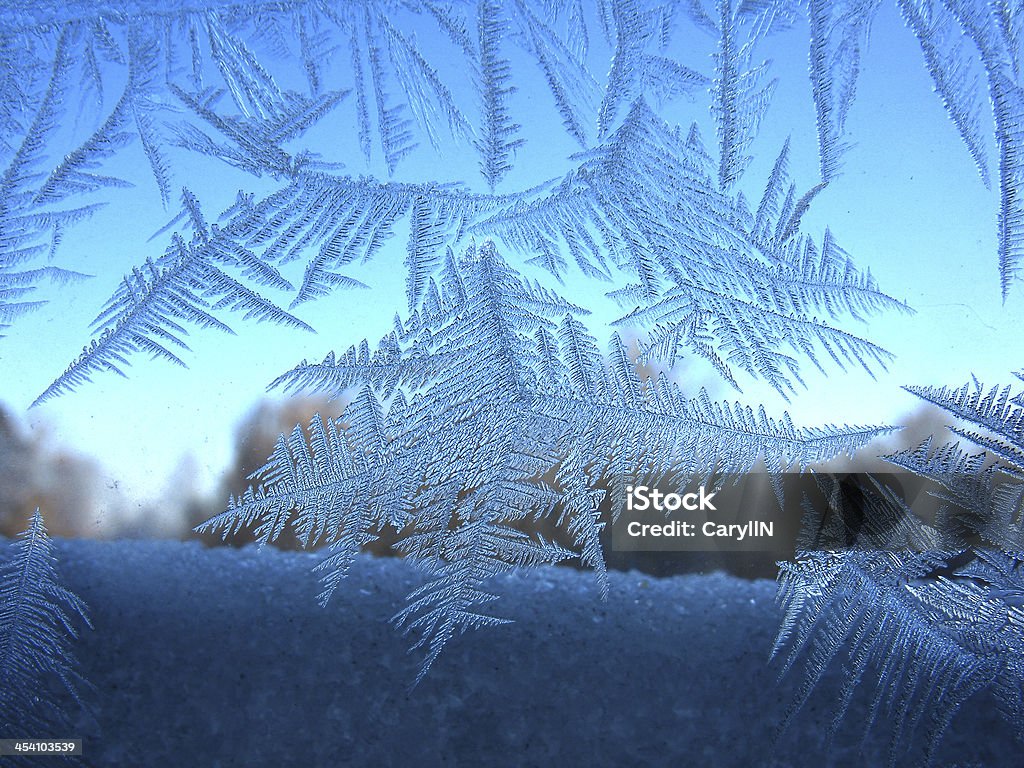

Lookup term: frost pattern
[0,0,1021,354]
[199,241,893,680]
[894,0,1023,296]
[1,0,1021,726]
[34,188,314,406]
[776,374,1024,764]
[0,509,91,740]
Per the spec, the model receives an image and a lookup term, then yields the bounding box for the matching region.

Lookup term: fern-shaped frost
[35,189,311,405]
[0,510,91,738]
[203,241,893,680]
[475,0,525,190]
[779,373,1024,763]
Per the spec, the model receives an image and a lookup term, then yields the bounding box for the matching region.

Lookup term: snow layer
[3,540,1015,767]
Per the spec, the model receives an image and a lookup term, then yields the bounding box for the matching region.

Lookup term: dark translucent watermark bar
[609,472,992,554]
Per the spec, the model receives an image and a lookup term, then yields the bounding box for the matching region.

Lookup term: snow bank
[6,540,1015,766]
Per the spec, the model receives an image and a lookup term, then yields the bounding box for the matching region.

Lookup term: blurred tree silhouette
[0,404,103,538]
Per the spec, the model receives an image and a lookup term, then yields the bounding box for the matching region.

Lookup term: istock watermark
[610,472,949,555]
[613,477,784,553]
[624,484,718,512]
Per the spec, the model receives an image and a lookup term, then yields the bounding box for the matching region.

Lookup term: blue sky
[2,2,1022,515]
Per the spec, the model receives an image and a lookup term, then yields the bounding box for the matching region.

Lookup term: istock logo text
[624,485,717,512]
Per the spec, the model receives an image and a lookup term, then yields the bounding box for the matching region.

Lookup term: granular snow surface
[3,540,1015,767]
